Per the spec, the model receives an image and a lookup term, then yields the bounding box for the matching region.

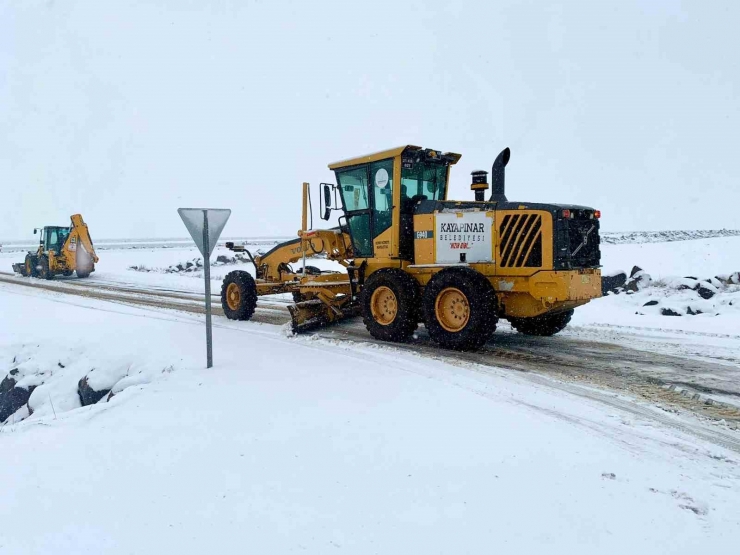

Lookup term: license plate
[581,275,590,284]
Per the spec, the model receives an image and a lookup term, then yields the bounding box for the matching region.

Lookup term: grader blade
[288,300,331,333]
[288,298,360,333]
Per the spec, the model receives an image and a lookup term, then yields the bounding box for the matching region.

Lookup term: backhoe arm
[67,214,99,263]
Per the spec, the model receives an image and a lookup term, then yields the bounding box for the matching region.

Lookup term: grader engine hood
[412,200,601,270]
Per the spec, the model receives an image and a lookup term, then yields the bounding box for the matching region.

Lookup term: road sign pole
[178,207,230,370]
[203,210,213,369]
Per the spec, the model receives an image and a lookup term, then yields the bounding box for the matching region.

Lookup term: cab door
[335,159,395,260]
[336,166,374,258]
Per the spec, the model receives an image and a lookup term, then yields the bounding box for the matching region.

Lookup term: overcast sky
[1,0,738,240]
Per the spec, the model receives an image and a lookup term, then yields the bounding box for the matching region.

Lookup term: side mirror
[33,229,37,235]
[320,183,333,221]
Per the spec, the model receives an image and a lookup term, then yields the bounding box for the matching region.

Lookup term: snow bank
[600,236,740,279]
[602,229,740,244]
[128,253,252,276]
[0,291,193,424]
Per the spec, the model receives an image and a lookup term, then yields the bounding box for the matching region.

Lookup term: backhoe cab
[13,214,99,279]
[222,146,602,351]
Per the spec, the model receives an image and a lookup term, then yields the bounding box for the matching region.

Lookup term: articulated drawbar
[221,183,358,332]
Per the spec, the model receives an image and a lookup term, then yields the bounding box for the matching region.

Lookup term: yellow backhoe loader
[221,146,602,350]
[13,214,98,279]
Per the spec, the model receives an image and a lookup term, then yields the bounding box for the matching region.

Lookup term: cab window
[401,161,447,207]
[336,166,373,257]
[337,167,369,211]
[369,159,393,237]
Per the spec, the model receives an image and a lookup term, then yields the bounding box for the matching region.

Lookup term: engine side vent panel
[499,214,543,268]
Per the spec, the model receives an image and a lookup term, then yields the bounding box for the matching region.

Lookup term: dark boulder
[602,272,627,295]
[1,372,18,393]
[696,284,716,300]
[78,376,111,407]
[705,277,723,289]
[623,269,652,293]
[677,278,699,291]
[661,308,682,317]
[0,375,37,422]
[643,300,659,307]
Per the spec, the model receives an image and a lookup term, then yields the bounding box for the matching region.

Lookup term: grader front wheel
[221,270,258,321]
[509,309,573,336]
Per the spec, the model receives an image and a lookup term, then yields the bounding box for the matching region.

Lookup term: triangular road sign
[178,208,231,258]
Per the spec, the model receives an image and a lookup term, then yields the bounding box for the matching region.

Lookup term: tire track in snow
[1,272,739,453]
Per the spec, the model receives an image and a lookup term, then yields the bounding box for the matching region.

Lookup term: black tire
[361,269,420,342]
[221,270,258,321]
[63,270,74,277]
[422,268,498,351]
[24,255,38,278]
[509,309,573,336]
[38,255,53,280]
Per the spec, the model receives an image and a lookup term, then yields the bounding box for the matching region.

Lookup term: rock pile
[602,266,652,295]
[129,253,250,274]
[602,267,739,318]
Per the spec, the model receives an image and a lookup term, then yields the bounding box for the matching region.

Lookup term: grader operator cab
[222,146,602,350]
[13,214,98,279]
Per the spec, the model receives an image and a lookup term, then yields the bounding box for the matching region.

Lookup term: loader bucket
[75,245,95,277]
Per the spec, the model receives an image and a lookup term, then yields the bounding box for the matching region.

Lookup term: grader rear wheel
[509,309,573,336]
[221,270,258,321]
[434,287,470,332]
[361,269,419,342]
[423,268,498,351]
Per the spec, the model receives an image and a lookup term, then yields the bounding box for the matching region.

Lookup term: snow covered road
[2,271,739,433]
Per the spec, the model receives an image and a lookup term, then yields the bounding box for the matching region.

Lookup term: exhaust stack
[490,147,511,202]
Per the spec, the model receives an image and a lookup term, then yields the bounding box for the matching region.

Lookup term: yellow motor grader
[221,146,602,350]
[13,214,98,279]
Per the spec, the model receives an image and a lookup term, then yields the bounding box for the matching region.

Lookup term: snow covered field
[1,235,739,553]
